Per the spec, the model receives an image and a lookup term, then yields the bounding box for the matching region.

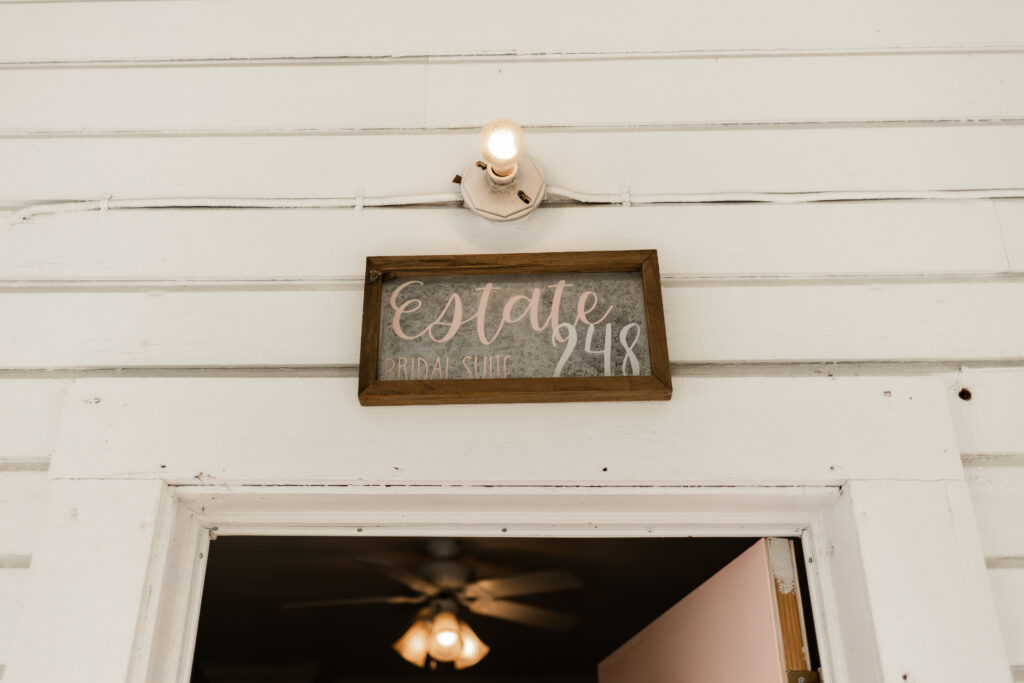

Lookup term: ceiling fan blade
[282,594,427,610]
[460,597,579,632]
[461,570,582,600]
[355,556,440,597]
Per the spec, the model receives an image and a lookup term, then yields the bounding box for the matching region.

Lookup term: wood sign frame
[358,250,672,406]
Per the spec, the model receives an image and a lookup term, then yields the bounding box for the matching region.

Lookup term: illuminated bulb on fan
[393,619,431,668]
[428,611,464,662]
[454,621,490,670]
[435,629,459,647]
[479,118,525,178]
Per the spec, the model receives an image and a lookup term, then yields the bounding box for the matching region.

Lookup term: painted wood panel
[4,479,166,683]
[0,379,70,467]
[48,376,962,485]
[0,374,1016,478]
[131,492,207,682]
[2,125,1022,203]
[2,0,1022,64]
[846,480,1012,682]
[0,202,1012,281]
[2,282,1022,368]
[178,486,839,536]
[951,369,1024,456]
[990,569,1024,666]
[0,570,33,675]
[4,53,1023,134]
[809,489,882,679]
[966,465,1024,559]
[0,471,47,560]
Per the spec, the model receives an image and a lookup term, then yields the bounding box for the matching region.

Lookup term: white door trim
[13,480,1010,683]
[16,372,1010,683]
[137,485,843,682]
[124,482,1000,683]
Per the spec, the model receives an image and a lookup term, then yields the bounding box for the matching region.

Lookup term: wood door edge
[766,537,812,673]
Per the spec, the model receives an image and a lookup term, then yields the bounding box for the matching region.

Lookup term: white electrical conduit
[7,187,1024,225]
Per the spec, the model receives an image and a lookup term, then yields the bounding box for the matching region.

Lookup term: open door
[599,538,816,683]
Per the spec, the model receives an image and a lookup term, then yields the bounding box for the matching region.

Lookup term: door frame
[135,484,843,682]
[16,376,1011,682]
[20,477,1009,683]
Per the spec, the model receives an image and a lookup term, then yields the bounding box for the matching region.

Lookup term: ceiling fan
[282,539,583,670]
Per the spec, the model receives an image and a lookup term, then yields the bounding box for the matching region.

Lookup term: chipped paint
[767,537,797,595]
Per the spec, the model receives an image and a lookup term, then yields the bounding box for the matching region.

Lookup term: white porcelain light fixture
[461,118,545,221]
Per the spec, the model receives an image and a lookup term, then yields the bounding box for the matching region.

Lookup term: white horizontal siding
[3,53,1023,134]
[0,202,1013,281]
[997,200,1024,271]
[1,126,1023,204]
[1,282,1022,368]
[0,0,1021,677]
[2,0,1022,64]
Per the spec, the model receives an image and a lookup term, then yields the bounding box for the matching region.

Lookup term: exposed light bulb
[479,118,525,178]
[461,116,545,221]
[428,611,464,662]
[393,619,431,668]
[435,629,459,647]
[487,129,518,161]
[454,621,490,670]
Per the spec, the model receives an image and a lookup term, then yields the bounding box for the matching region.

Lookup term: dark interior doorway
[192,536,813,682]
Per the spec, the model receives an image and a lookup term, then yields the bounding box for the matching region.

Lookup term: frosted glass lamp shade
[393,619,431,668]
[454,621,490,670]
[428,611,464,662]
[479,118,525,177]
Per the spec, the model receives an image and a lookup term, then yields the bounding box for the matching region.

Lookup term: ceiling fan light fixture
[428,610,464,662]
[454,621,490,670]
[393,618,431,668]
[290,543,580,671]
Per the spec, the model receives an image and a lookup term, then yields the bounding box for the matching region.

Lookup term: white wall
[0,1,1022,680]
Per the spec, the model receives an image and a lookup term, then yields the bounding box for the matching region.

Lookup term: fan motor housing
[419,560,473,590]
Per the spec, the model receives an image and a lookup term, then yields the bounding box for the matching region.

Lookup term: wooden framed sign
[358,250,672,406]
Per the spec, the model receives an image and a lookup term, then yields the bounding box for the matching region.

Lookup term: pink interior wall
[598,539,784,683]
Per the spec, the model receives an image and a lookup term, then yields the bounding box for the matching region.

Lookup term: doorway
[190,536,819,682]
